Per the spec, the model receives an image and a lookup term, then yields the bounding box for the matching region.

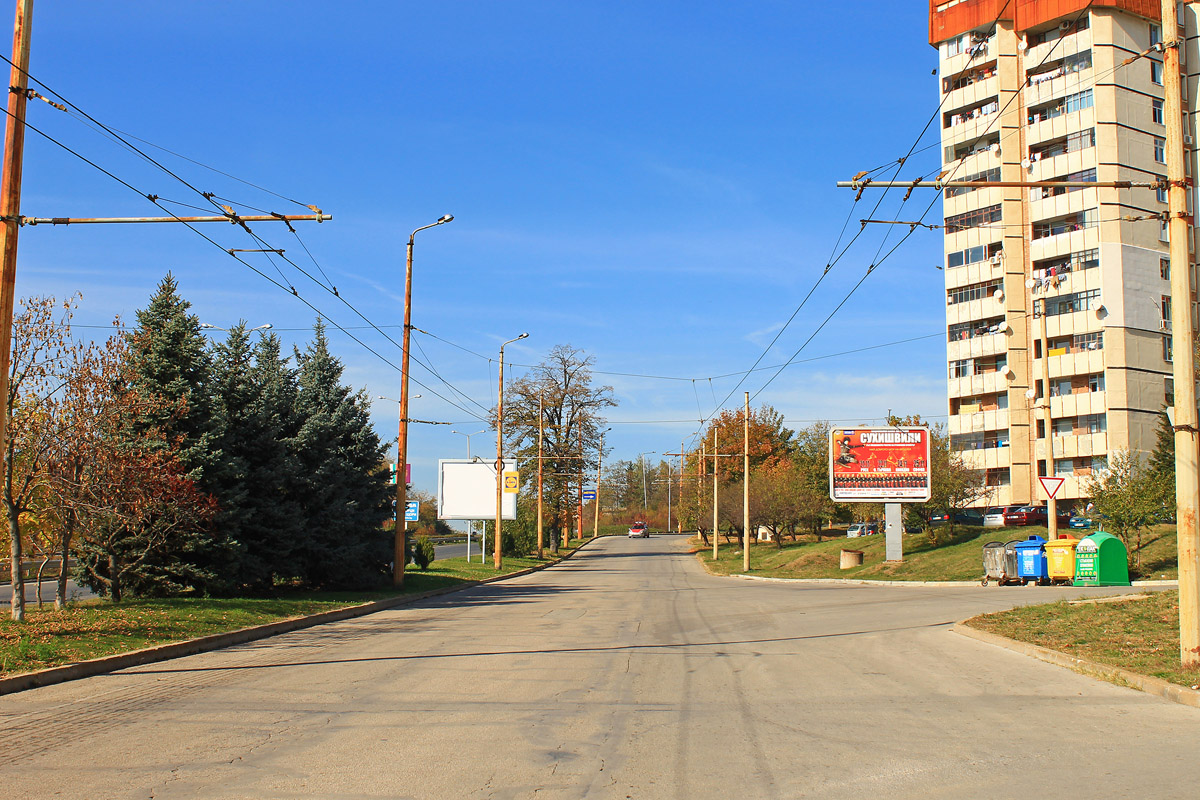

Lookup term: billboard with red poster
[829,427,931,503]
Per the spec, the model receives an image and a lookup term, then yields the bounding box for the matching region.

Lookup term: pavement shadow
[119,619,958,676]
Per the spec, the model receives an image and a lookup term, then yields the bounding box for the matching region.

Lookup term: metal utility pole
[1163,0,1200,667]
[395,214,453,586]
[537,394,544,559]
[743,392,751,572]
[495,332,528,569]
[1037,299,1058,541]
[0,0,32,621]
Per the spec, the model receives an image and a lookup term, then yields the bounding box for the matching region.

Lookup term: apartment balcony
[946,296,1005,327]
[1049,388,1106,418]
[1024,31,1092,75]
[1044,310,1104,342]
[948,408,1009,436]
[943,76,999,123]
[948,370,1008,398]
[1028,187,1100,225]
[1026,107,1098,156]
[958,446,1010,472]
[947,330,1007,362]
[944,257,1003,289]
[1028,223,1099,263]
[1046,347,1105,378]
[1051,431,1108,459]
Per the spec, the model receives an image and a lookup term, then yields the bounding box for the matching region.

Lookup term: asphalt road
[3,534,1199,799]
[0,577,93,606]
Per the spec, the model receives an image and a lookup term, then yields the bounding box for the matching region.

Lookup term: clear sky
[11,1,950,494]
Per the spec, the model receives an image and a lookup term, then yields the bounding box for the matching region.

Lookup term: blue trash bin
[1014,535,1049,585]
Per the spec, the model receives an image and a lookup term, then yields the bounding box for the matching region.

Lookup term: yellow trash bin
[1044,537,1079,585]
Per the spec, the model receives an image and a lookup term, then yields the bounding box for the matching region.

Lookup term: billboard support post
[885,503,903,562]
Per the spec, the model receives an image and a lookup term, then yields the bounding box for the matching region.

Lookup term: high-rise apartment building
[931,0,1196,508]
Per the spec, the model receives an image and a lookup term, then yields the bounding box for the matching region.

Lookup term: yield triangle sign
[1039,476,1065,499]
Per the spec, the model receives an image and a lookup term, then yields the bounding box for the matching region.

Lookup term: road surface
[1,577,93,607]
[3,534,1198,799]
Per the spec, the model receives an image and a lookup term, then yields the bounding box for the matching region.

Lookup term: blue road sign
[582,491,596,501]
[405,500,419,522]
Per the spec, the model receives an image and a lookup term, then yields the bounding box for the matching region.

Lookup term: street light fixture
[495,332,529,570]
[638,451,657,509]
[395,214,454,587]
[450,428,487,460]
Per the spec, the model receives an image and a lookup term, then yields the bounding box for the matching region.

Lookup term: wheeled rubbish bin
[1073,531,1131,586]
[981,541,1006,585]
[1014,535,1050,585]
[1001,540,1023,585]
[1044,537,1079,585]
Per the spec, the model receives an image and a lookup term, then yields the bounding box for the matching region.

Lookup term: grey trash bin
[982,541,1005,586]
[1001,540,1022,585]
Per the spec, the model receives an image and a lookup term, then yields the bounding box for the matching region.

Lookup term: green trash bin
[1073,531,1130,586]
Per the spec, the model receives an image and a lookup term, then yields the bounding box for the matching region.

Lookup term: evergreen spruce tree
[114,273,232,594]
[239,331,304,588]
[1148,407,1177,511]
[291,320,391,587]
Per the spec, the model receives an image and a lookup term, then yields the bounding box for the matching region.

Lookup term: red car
[627,521,649,538]
[1003,505,1072,527]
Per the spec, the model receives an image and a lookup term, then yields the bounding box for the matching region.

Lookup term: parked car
[1068,515,1093,529]
[847,522,878,537]
[928,510,984,526]
[628,521,649,538]
[984,503,1022,527]
[1004,505,1072,527]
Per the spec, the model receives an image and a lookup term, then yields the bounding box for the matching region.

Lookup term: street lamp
[639,451,657,509]
[395,215,454,587]
[495,332,529,570]
[450,428,487,459]
[593,428,610,539]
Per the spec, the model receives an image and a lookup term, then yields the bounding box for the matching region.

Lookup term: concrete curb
[728,573,1180,589]
[952,622,1200,710]
[0,539,595,697]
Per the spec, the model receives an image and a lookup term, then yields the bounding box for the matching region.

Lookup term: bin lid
[1043,537,1078,549]
[1014,535,1047,549]
[1078,531,1119,552]
[983,541,1005,549]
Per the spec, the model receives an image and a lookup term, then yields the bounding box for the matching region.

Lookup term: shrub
[413,535,436,570]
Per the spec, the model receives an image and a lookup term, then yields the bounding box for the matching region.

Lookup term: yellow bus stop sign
[503,471,520,493]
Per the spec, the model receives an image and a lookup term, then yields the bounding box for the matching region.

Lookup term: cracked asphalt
[3,534,1199,799]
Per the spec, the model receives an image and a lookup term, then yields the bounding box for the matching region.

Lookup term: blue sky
[13,1,950,493]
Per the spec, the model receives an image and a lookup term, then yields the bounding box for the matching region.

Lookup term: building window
[1031,129,1096,161]
[947,279,1004,305]
[1088,373,1105,392]
[945,133,999,163]
[1028,89,1094,125]
[945,97,1000,129]
[1162,295,1172,323]
[948,317,1006,342]
[945,167,1001,198]
[1032,209,1098,240]
[1078,413,1107,434]
[1151,23,1162,46]
[1054,458,1075,476]
[1074,331,1104,351]
[1153,61,1164,85]
[943,61,998,94]
[950,359,974,378]
[1162,258,1171,280]
[945,204,1002,232]
[1164,335,1174,362]
[946,241,1001,268]
[1155,137,1166,163]
[1153,98,1164,125]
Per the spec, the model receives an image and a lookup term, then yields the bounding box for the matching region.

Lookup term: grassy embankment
[696,523,1179,582]
[0,541,588,677]
[966,590,1200,688]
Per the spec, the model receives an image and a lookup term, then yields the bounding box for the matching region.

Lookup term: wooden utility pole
[395,214,453,586]
[0,0,32,621]
[593,430,603,538]
[537,394,544,559]
[577,426,584,540]
[1163,0,1200,667]
[679,439,685,534]
[712,428,719,561]
[743,392,751,572]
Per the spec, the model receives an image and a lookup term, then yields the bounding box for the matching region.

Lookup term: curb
[952,622,1200,710]
[0,539,594,697]
[726,573,1180,589]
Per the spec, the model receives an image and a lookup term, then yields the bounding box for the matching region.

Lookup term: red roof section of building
[930,0,1162,45]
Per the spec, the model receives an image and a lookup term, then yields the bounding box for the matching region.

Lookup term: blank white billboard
[438,459,517,520]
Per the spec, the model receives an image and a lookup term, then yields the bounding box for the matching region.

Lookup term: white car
[846,523,866,538]
[982,507,1007,527]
